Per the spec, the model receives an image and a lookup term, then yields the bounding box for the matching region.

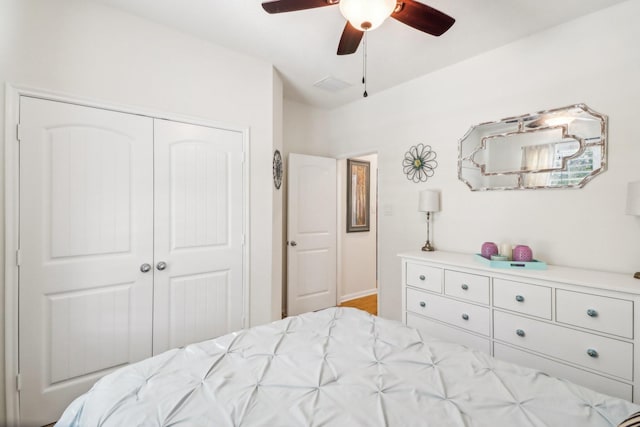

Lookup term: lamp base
[421,241,435,252]
[634,272,640,280]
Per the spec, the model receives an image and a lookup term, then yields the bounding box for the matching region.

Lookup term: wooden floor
[338,293,377,316]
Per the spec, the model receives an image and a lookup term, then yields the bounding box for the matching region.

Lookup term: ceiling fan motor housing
[339,0,397,31]
[262,0,456,56]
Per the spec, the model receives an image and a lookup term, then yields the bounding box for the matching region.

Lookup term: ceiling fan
[261,0,456,55]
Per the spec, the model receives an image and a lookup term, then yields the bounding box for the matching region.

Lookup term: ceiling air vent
[313,76,352,93]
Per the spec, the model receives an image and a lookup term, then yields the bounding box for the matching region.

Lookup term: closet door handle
[290,241,297,247]
[156,261,167,271]
[516,329,525,337]
[140,263,151,273]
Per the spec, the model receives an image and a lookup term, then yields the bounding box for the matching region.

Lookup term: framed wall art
[347,159,370,233]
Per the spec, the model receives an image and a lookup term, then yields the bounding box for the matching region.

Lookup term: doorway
[283,152,378,318]
[337,153,378,314]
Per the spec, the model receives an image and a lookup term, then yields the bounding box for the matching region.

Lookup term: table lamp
[418,189,440,251]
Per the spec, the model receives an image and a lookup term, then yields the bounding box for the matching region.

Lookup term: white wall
[325,0,640,320]
[283,100,332,157]
[272,71,284,320]
[0,0,282,422]
[337,154,378,302]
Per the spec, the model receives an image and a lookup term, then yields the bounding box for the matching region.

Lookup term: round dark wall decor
[273,149,283,189]
[403,143,438,183]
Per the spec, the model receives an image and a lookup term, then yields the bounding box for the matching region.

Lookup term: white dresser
[400,251,640,402]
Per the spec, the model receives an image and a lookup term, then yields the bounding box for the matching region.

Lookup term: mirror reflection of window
[549,143,600,186]
[521,140,600,187]
[521,143,554,186]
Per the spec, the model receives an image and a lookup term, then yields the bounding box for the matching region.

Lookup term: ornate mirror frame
[458,104,608,191]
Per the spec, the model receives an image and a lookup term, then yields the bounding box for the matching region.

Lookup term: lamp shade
[339,0,396,31]
[418,189,440,213]
[627,180,640,216]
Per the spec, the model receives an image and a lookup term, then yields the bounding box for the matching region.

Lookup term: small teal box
[474,254,547,270]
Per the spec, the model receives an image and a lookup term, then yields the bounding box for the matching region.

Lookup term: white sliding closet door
[152,119,244,355]
[18,97,154,426]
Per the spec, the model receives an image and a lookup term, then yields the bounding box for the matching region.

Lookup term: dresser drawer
[556,290,633,339]
[494,310,632,380]
[407,313,491,354]
[444,270,489,305]
[407,288,490,336]
[494,343,632,401]
[493,279,551,319]
[406,262,442,293]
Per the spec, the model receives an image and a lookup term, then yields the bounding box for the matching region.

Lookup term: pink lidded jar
[513,245,533,262]
[481,242,499,259]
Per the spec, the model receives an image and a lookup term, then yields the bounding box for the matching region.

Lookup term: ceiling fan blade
[337,22,363,55]
[391,0,455,36]
[262,0,337,14]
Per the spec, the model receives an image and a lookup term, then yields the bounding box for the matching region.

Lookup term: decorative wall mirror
[458,104,608,191]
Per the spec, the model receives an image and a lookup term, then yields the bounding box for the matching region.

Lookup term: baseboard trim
[338,288,377,304]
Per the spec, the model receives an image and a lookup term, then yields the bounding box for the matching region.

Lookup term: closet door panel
[153,119,244,354]
[18,96,154,426]
[171,143,229,249]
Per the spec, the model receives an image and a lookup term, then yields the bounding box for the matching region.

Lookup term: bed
[56,307,639,426]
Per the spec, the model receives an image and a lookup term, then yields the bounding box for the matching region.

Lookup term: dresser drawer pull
[461,313,469,321]
[516,329,526,337]
[587,348,599,358]
[419,275,426,281]
[419,301,426,308]
[515,295,525,302]
[586,309,598,317]
[461,284,469,290]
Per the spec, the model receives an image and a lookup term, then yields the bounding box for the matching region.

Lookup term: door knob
[140,263,151,273]
[156,261,167,271]
[290,241,297,247]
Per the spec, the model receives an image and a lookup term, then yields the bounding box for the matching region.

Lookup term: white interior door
[152,119,244,354]
[18,97,154,426]
[287,153,337,316]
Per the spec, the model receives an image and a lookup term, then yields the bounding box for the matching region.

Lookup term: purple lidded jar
[481,242,498,259]
[513,245,533,262]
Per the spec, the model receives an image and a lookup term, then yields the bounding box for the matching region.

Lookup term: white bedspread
[57,307,639,426]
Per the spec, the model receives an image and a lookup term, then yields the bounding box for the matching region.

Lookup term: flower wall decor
[403,143,438,183]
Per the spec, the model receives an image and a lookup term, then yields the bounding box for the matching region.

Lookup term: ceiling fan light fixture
[339,0,396,31]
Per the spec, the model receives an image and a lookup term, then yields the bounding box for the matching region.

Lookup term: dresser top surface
[399,251,640,295]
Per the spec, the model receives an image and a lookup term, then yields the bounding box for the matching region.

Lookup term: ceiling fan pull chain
[362,31,368,98]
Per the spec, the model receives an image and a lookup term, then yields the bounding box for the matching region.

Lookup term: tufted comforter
[57,307,639,426]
